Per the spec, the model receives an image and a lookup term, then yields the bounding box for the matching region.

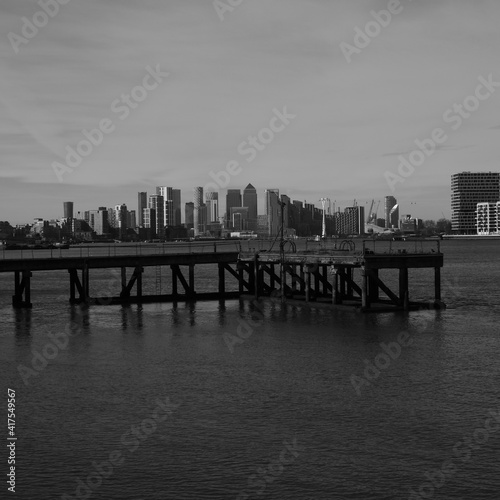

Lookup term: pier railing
[362,239,441,255]
[0,241,244,261]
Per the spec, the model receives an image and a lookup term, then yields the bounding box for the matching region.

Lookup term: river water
[0,239,499,500]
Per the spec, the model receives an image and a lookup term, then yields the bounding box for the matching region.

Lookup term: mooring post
[368,268,379,303]
[82,264,90,304]
[248,261,255,295]
[171,265,178,298]
[399,267,409,310]
[300,265,305,295]
[434,266,441,301]
[331,267,339,305]
[254,254,259,300]
[281,263,286,300]
[314,265,320,297]
[238,262,244,295]
[218,263,225,296]
[69,269,76,303]
[361,267,369,310]
[121,267,127,295]
[339,267,346,298]
[188,264,195,298]
[346,267,353,299]
[13,271,20,303]
[136,266,143,301]
[24,270,32,308]
[305,266,311,302]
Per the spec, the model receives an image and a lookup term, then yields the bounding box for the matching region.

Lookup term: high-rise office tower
[205,192,219,223]
[265,189,280,236]
[193,187,204,236]
[230,207,249,231]
[157,186,174,227]
[243,184,257,220]
[143,208,156,236]
[172,189,181,226]
[128,210,136,230]
[149,194,165,238]
[226,189,242,228]
[88,208,109,235]
[114,204,128,239]
[385,196,399,229]
[185,202,194,229]
[63,202,74,219]
[137,192,147,227]
[452,172,500,234]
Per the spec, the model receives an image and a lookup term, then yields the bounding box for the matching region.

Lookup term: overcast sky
[1,0,500,224]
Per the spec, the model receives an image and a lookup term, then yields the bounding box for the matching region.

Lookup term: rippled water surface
[1,239,499,499]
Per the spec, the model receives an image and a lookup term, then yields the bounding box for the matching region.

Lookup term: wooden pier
[0,240,444,312]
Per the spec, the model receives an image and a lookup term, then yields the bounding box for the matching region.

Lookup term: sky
[1,0,500,225]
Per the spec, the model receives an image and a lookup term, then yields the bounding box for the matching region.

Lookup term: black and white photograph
[1,1,499,499]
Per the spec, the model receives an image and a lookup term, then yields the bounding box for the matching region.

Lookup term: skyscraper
[149,194,164,238]
[265,189,280,236]
[243,184,257,220]
[230,207,249,231]
[452,172,500,234]
[193,187,204,236]
[172,189,181,226]
[384,196,399,229]
[226,189,242,228]
[114,204,128,239]
[205,192,219,222]
[137,192,147,227]
[185,202,194,229]
[63,202,74,219]
[88,208,109,235]
[157,186,174,227]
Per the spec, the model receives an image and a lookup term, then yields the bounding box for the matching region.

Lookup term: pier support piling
[12,270,32,308]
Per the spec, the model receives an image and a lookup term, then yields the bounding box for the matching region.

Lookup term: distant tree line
[422,218,452,236]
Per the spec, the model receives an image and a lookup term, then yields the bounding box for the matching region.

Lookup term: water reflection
[14,308,32,342]
[120,305,144,332]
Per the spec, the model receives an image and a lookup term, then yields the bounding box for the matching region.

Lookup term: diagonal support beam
[336,268,361,297]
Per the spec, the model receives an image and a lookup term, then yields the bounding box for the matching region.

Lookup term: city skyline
[2,1,500,224]
[0,181,444,228]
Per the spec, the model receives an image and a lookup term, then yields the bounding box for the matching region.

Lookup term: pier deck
[0,240,444,311]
